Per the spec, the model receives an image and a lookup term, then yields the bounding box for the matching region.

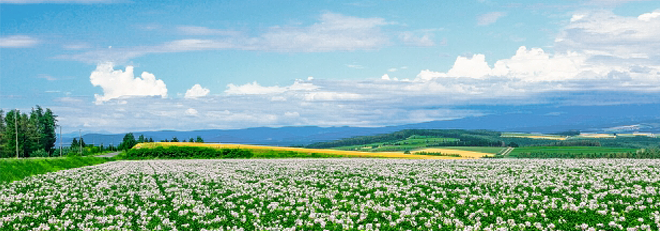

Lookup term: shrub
[123,146,254,159]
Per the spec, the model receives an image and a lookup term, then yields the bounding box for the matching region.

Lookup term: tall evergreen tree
[41,108,57,154]
[148,137,154,143]
[71,138,78,149]
[137,134,145,143]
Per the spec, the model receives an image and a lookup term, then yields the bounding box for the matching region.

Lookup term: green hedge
[122,146,254,159]
[0,156,111,183]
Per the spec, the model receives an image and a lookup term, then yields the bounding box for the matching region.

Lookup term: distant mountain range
[56,104,660,147]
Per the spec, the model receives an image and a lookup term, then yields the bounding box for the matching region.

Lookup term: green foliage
[516,147,660,158]
[171,137,179,142]
[0,156,110,183]
[70,138,78,149]
[195,136,204,143]
[508,146,638,157]
[118,133,137,151]
[414,151,461,157]
[122,146,254,159]
[308,129,504,149]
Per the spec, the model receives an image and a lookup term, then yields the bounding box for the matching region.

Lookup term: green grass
[508,146,638,157]
[437,146,507,154]
[333,136,460,152]
[0,156,111,183]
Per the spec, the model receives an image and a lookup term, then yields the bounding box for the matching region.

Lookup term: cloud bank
[51,9,660,133]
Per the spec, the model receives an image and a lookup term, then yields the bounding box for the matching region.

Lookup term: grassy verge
[0,156,112,183]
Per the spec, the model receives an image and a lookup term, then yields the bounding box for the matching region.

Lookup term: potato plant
[1,159,659,231]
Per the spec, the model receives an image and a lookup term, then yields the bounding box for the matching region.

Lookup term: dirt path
[96,152,120,158]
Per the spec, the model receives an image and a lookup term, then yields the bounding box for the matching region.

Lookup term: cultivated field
[1,159,659,231]
[507,146,638,157]
[134,142,486,159]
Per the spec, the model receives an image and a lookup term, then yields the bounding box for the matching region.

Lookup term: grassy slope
[0,156,111,183]
[438,146,507,154]
[508,146,638,157]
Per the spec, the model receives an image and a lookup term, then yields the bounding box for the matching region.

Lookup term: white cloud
[284,111,300,117]
[303,92,362,101]
[638,10,660,21]
[556,10,660,61]
[225,80,318,95]
[185,108,198,116]
[381,74,391,80]
[225,82,288,95]
[477,12,506,26]
[61,12,393,63]
[259,12,390,52]
[399,32,434,46]
[184,84,210,99]
[0,35,39,48]
[90,63,168,104]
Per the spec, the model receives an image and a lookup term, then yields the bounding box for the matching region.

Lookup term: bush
[123,146,254,159]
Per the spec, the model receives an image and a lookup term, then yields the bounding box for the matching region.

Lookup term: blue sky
[2,0,660,133]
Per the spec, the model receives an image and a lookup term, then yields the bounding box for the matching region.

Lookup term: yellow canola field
[135,142,486,159]
[413,148,493,158]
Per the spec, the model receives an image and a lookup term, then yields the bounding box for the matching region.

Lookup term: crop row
[1,159,660,230]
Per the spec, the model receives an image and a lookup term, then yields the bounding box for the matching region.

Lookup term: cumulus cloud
[184,84,210,99]
[90,63,168,104]
[638,10,660,21]
[0,35,39,48]
[477,12,506,26]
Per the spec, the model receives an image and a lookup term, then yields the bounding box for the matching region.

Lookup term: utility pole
[79,129,82,155]
[59,126,62,157]
[15,109,19,159]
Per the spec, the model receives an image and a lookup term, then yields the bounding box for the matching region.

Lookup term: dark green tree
[0,110,5,157]
[188,138,194,142]
[195,136,204,143]
[137,134,145,143]
[171,137,179,142]
[148,137,154,143]
[71,138,78,149]
[41,108,58,154]
[118,133,137,151]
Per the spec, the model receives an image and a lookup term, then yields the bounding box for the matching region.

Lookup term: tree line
[0,106,57,158]
[306,129,504,149]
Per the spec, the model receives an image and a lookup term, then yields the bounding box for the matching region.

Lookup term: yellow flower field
[412,148,494,158]
[134,142,490,159]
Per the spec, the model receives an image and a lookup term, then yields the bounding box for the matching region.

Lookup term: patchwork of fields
[135,142,490,159]
[1,159,660,231]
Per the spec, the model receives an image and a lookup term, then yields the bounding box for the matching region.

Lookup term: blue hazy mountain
[58,103,660,147]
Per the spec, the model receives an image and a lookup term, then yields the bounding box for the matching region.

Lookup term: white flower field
[1,159,660,231]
